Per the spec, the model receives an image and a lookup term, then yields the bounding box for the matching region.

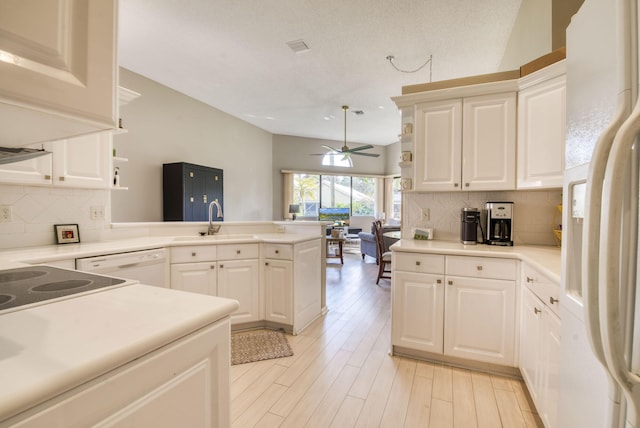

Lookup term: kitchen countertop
[0,233,322,264]
[0,284,239,422]
[390,239,561,283]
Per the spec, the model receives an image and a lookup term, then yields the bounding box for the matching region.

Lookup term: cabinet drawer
[446,256,517,280]
[171,246,217,263]
[263,243,293,260]
[394,252,445,274]
[218,243,259,260]
[523,263,560,316]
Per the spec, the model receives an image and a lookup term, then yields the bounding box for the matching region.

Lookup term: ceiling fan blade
[322,145,341,152]
[345,144,374,153]
[350,151,380,157]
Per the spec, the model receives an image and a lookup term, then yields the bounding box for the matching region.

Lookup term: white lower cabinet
[520,263,561,428]
[170,239,321,333]
[264,259,293,325]
[392,252,517,367]
[217,258,260,323]
[392,271,444,353]
[7,318,231,428]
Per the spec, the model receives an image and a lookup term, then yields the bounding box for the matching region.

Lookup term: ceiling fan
[313,106,380,158]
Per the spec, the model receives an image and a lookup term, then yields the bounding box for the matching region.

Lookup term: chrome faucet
[208,199,223,235]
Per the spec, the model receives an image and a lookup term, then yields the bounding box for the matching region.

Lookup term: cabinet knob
[526,276,534,283]
[415,261,421,266]
[59,176,65,181]
[191,252,196,257]
[275,250,279,254]
[465,183,470,187]
[476,265,483,271]
[44,175,51,180]
[203,195,207,203]
[549,296,559,305]
[265,262,269,266]
[448,280,453,285]
[436,279,442,284]
[534,307,542,315]
[220,264,224,268]
[210,265,215,269]
[454,183,459,188]
[236,250,241,255]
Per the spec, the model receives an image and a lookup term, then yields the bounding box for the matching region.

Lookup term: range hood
[0,147,50,165]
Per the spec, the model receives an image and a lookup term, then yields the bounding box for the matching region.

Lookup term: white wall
[112,68,273,222]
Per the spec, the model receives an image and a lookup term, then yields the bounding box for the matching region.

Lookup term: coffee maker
[460,208,481,244]
[485,202,514,246]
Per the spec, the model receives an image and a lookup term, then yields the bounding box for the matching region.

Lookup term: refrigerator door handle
[600,96,640,426]
[583,93,631,367]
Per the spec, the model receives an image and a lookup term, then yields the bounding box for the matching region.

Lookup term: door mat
[231,329,293,365]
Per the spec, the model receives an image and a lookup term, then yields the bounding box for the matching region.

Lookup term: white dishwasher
[76,248,169,288]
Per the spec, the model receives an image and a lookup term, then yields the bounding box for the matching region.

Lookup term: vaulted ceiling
[118,0,524,146]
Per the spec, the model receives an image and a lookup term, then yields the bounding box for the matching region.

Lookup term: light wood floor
[230,252,544,428]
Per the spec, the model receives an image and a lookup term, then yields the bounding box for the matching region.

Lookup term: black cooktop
[0,266,126,311]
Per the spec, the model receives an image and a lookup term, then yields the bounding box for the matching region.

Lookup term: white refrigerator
[560,0,640,427]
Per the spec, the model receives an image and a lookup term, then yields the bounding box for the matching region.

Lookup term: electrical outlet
[0,205,12,223]
[90,205,105,220]
[421,208,430,222]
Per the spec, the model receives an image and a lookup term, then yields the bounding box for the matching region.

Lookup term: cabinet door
[170,262,217,296]
[0,0,117,147]
[541,308,561,428]
[392,271,444,353]
[520,287,543,403]
[49,132,112,189]
[217,259,260,323]
[517,75,566,189]
[444,276,516,365]
[264,259,293,325]
[414,99,462,191]
[462,92,516,191]
[0,146,52,185]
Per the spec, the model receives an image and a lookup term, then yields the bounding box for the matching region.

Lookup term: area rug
[231,329,293,365]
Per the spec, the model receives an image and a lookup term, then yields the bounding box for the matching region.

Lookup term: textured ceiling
[118,0,523,146]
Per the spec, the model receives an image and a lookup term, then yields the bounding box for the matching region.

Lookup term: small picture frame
[54,224,80,244]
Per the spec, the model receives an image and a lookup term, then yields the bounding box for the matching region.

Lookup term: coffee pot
[484,202,514,246]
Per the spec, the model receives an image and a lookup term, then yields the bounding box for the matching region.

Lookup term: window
[291,173,378,218]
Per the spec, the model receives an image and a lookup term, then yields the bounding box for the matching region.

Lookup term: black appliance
[460,208,481,244]
[0,266,127,312]
[485,201,514,246]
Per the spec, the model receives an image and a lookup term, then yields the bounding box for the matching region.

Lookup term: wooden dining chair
[373,220,392,285]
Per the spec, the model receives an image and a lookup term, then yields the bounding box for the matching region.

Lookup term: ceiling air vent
[286,39,310,53]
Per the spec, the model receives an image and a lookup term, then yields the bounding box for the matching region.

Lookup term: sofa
[358,223,401,263]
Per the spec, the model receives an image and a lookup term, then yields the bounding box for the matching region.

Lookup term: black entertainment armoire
[162,162,223,221]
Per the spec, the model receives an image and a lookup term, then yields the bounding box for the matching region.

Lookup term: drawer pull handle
[436,279,442,284]
[448,280,453,285]
[534,307,542,315]
[526,276,534,283]
[549,296,559,305]
[191,252,196,257]
[415,261,421,266]
[477,265,483,271]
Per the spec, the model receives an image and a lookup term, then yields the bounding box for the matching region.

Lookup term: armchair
[358,223,400,263]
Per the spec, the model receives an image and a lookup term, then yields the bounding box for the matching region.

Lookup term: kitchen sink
[173,234,258,242]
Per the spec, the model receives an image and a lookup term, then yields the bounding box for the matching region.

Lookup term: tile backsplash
[0,184,111,250]
[403,189,562,246]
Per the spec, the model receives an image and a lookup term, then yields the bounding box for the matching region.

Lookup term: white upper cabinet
[48,132,112,189]
[414,100,463,191]
[517,61,566,189]
[462,93,516,190]
[0,0,118,147]
[395,79,518,192]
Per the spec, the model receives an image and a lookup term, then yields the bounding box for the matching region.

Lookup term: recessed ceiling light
[286,39,310,53]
